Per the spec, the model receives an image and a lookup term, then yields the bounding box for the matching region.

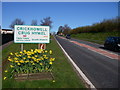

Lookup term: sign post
[14,25,50,50]
[21,44,23,51]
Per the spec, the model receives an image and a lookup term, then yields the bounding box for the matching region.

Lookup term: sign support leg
[21,44,23,51]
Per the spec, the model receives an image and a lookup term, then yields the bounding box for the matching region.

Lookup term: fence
[2,34,14,45]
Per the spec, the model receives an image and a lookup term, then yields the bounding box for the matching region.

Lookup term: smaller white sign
[14,25,50,43]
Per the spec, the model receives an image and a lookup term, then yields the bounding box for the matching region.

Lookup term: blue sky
[2,2,118,32]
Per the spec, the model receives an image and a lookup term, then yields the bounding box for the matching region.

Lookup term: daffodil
[23,57,26,60]
[31,49,33,52]
[4,70,8,73]
[15,60,19,63]
[49,50,52,54]
[30,61,33,63]
[45,50,48,53]
[23,50,26,53]
[10,65,14,68]
[34,50,37,53]
[52,80,55,82]
[50,58,55,61]
[20,60,24,63]
[49,62,52,65]
[45,57,48,59]
[20,51,22,54]
[35,55,38,57]
[8,58,12,62]
[25,60,29,63]
[43,55,47,57]
[4,77,7,80]
[14,57,18,60]
[32,63,35,65]
[40,63,43,65]
[10,52,13,55]
[8,56,10,59]
[17,63,21,65]
[28,56,31,58]
[36,61,39,63]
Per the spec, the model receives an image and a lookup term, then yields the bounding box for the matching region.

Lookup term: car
[104,37,120,51]
[66,34,71,39]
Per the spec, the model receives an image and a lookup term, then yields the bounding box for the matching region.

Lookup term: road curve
[55,36,119,89]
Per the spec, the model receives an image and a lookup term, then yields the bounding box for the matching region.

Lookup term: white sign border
[14,25,50,44]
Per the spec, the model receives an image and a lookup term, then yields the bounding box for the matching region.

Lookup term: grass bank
[71,31,119,44]
[2,36,85,88]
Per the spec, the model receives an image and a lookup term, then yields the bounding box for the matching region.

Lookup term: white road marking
[54,36,97,90]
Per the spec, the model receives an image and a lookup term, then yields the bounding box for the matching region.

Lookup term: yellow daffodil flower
[45,57,48,59]
[14,57,18,60]
[20,51,22,54]
[49,62,52,65]
[50,58,55,61]
[30,61,33,63]
[4,77,7,80]
[23,50,26,53]
[35,55,38,57]
[10,52,13,55]
[25,60,29,63]
[17,63,21,65]
[23,57,26,60]
[10,65,14,68]
[43,55,47,57]
[15,61,19,63]
[49,50,52,54]
[45,50,48,53]
[40,63,43,65]
[32,63,35,65]
[4,70,8,73]
[8,58,12,62]
[52,80,55,82]
[36,61,39,63]
[31,49,33,52]
[20,60,24,63]
[8,56,10,59]
[28,56,31,58]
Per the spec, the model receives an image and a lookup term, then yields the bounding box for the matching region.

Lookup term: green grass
[2,36,85,88]
[71,31,119,44]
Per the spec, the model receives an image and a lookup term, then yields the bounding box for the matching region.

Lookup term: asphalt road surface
[55,36,120,89]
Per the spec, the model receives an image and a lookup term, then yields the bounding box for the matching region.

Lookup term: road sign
[14,25,50,43]
[38,44,46,50]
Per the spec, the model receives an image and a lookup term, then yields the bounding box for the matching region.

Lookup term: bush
[70,17,118,34]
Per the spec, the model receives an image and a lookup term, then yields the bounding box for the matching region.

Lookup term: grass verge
[2,36,85,88]
[71,31,119,44]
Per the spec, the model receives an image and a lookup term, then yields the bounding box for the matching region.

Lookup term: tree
[57,26,64,35]
[62,24,71,35]
[31,20,37,25]
[40,17,52,28]
[9,18,25,29]
[58,26,63,33]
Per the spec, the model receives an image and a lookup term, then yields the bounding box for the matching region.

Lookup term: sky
[2,2,118,32]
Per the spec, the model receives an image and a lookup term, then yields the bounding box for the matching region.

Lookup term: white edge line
[54,36,97,89]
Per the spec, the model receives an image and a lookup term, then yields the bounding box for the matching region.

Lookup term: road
[55,36,120,88]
